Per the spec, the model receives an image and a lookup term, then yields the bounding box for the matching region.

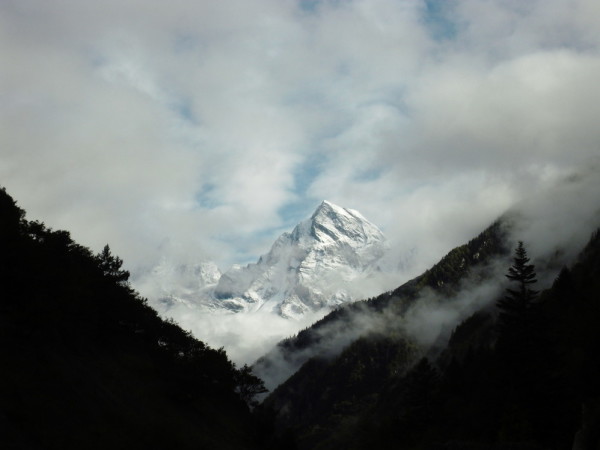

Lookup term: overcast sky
[2,0,600,283]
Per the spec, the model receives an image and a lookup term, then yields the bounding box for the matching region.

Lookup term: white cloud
[161,304,324,367]
[1,0,600,360]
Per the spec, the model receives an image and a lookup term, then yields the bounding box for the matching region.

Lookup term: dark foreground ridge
[260,221,600,449]
[0,187,284,450]
[2,184,599,450]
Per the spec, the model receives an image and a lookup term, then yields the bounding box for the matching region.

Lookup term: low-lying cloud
[253,169,600,390]
[157,302,325,367]
[2,0,599,270]
[1,0,599,377]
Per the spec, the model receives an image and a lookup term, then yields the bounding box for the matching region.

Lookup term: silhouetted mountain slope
[371,219,507,311]
[256,221,509,447]
[265,334,420,449]
[261,226,600,450]
[254,220,508,390]
[344,231,600,450]
[0,188,273,450]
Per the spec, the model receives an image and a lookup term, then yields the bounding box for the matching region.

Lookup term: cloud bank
[1,0,599,361]
[254,168,600,390]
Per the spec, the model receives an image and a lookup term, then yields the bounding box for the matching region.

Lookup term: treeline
[263,227,600,449]
[255,220,508,390]
[332,235,600,449]
[0,187,277,450]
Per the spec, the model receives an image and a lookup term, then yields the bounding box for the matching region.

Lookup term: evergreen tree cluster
[3,184,599,450]
[256,220,508,389]
[264,233,600,450]
[0,188,273,450]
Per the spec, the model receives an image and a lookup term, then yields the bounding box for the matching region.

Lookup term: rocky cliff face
[212,200,389,318]
[146,201,391,319]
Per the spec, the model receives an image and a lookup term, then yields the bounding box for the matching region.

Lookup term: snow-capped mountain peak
[145,201,393,320]
[307,200,385,246]
[213,200,389,318]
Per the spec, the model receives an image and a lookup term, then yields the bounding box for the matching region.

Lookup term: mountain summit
[142,201,387,318]
[214,200,389,318]
[303,200,385,247]
[144,201,391,319]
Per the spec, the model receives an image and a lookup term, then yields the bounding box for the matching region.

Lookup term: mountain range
[3,181,599,450]
[255,210,600,449]
[149,200,394,319]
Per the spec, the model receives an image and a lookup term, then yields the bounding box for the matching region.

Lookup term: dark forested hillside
[261,225,600,449]
[5,181,597,450]
[257,220,510,447]
[265,334,420,449]
[255,219,508,392]
[336,231,600,450]
[0,188,274,450]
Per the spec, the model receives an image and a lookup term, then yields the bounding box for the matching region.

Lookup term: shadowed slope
[0,187,272,450]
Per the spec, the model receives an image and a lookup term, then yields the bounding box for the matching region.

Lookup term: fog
[252,168,600,390]
[2,0,599,392]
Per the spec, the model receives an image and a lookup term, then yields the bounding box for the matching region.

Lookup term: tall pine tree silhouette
[495,239,544,404]
[494,242,541,441]
[497,241,538,341]
[505,241,538,301]
[96,244,130,284]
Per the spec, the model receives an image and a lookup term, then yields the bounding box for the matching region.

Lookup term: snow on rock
[212,200,389,318]
[142,259,222,311]
[144,201,392,319]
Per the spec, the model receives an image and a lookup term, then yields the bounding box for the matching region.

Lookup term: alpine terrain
[2,179,599,450]
[152,201,392,319]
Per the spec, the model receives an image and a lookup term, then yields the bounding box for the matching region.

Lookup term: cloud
[1,0,599,362]
[158,302,324,368]
[254,166,600,390]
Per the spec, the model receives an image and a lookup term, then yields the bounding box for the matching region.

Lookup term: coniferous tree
[96,244,130,284]
[494,241,547,443]
[496,241,538,344]
[0,187,275,450]
[235,364,268,406]
[505,241,538,299]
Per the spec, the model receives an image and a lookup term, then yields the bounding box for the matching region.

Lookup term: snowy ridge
[213,201,389,318]
[146,201,391,319]
[141,260,222,310]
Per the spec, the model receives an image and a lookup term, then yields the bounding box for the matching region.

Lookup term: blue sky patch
[422,0,459,41]
[195,183,221,209]
[299,0,320,13]
[173,98,196,124]
[278,152,328,227]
